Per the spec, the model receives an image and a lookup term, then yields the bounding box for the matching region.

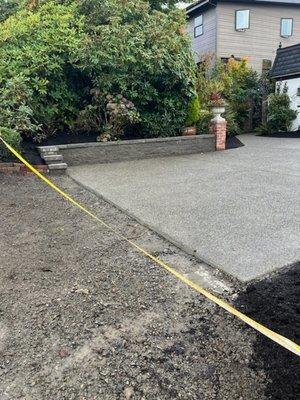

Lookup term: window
[281,18,293,37]
[235,10,250,31]
[221,56,241,64]
[221,57,230,64]
[194,15,203,37]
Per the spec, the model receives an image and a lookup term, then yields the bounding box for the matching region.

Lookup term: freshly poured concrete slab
[68,135,300,282]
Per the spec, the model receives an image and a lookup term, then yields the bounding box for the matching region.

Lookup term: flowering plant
[98,94,140,141]
[209,92,226,107]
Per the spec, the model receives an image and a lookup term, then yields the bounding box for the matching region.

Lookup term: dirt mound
[236,263,300,399]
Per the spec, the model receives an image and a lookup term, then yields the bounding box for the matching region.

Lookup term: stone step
[43,154,63,163]
[48,163,67,171]
[37,146,59,154]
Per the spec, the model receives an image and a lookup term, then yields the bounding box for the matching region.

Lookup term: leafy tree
[0,1,85,138]
[0,0,195,139]
[74,0,196,137]
[0,0,19,22]
[148,0,188,11]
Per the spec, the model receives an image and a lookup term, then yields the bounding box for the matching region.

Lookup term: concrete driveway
[69,134,300,282]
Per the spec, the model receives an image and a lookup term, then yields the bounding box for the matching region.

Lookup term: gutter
[186,0,216,17]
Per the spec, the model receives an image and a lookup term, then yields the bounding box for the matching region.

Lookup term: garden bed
[226,136,245,150]
[258,130,300,138]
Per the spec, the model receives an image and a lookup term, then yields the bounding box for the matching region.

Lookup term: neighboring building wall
[187,7,217,63]
[217,2,300,73]
[276,78,300,131]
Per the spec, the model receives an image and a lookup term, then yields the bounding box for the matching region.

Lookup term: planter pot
[182,126,196,136]
[211,106,225,118]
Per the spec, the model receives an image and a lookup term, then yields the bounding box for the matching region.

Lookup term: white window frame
[235,9,250,31]
[194,15,203,37]
[280,18,293,37]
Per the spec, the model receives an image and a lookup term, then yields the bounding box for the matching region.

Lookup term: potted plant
[210,93,226,119]
[182,96,200,136]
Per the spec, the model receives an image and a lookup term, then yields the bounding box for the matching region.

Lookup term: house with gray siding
[186,0,300,73]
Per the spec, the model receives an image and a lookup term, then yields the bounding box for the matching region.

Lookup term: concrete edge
[68,173,297,285]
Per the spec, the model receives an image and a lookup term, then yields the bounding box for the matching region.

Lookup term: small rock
[75,288,90,295]
[59,349,69,358]
[124,387,134,399]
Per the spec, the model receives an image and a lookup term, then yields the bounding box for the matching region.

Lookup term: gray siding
[217,2,300,72]
[187,7,217,63]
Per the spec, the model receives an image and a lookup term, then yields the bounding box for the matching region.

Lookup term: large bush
[0,0,196,140]
[74,0,196,137]
[0,127,22,161]
[267,93,297,132]
[0,1,85,139]
[0,75,40,137]
[0,0,20,22]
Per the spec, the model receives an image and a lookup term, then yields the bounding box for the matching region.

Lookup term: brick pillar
[209,115,227,151]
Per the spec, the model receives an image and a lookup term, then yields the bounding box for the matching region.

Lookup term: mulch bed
[259,130,300,138]
[226,136,245,150]
[235,262,300,400]
[40,131,99,146]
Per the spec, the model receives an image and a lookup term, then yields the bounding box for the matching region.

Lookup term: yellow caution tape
[1,135,300,357]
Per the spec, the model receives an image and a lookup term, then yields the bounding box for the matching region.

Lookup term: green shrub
[196,109,212,135]
[0,0,19,23]
[0,75,41,138]
[267,93,297,132]
[0,127,22,161]
[185,96,200,127]
[225,109,242,137]
[140,106,187,138]
[0,1,85,139]
[254,122,269,135]
[196,56,261,135]
[197,108,241,137]
[75,0,196,138]
[0,1,196,140]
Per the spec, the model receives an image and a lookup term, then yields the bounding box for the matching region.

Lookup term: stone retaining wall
[56,135,215,167]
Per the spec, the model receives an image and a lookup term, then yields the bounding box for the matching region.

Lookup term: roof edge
[270,43,300,79]
[186,0,300,15]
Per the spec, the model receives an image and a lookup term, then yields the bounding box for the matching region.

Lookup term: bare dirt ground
[0,174,298,399]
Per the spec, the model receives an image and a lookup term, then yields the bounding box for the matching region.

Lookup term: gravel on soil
[0,174,296,399]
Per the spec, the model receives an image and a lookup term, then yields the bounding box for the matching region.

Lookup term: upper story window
[281,18,293,37]
[235,10,250,31]
[194,15,203,37]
